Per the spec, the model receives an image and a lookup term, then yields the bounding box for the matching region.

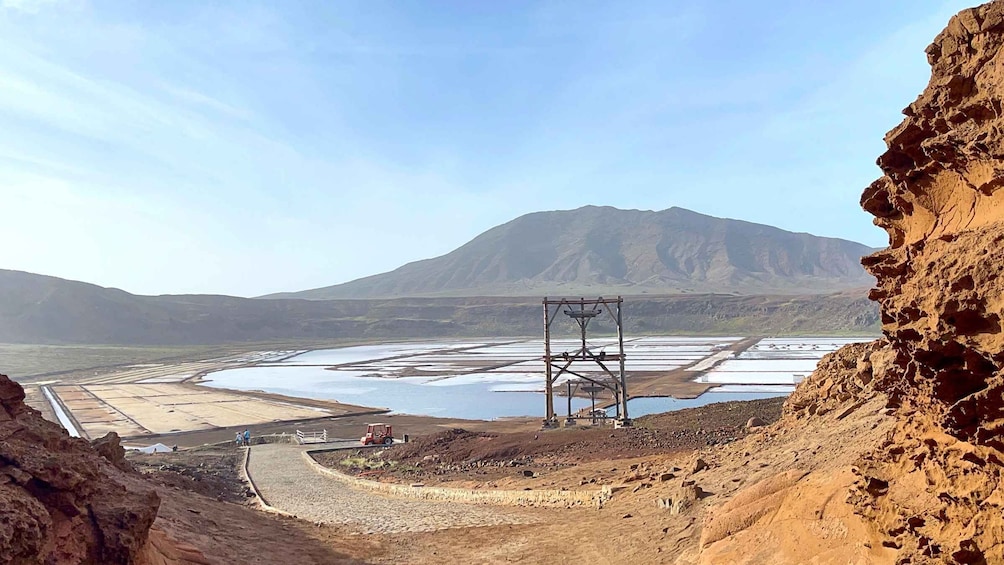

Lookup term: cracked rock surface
[852,3,1004,563]
[0,374,160,564]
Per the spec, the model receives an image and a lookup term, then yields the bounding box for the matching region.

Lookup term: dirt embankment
[129,445,252,504]
[314,397,784,485]
[133,445,373,565]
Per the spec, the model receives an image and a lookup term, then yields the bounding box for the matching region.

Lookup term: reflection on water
[203,365,791,421]
[203,366,592,420]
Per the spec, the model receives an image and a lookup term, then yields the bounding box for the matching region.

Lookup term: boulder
[91,432,135,473]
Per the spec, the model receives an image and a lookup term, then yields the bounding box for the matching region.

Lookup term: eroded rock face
[861,0,1004,442]
[850,2,1004,562]
[784,340,887,420]
[0,374,160,564]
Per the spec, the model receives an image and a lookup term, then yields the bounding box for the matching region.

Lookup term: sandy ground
[46,382,380,440]
[22,384,57,423]
[355,396,895,565]
[131,393,879,565]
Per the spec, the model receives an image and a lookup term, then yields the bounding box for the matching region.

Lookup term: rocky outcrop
[784,340,887,420]
[694,3,1004,563]
[700,469,808,548]
[91,432,136,474]
[0,374,160,564]
[859,0,1004,439]
[852,2,1004,563]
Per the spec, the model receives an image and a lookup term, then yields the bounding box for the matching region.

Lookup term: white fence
[295,429,328,444]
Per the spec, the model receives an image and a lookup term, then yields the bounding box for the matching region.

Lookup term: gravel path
[246,443,539,533]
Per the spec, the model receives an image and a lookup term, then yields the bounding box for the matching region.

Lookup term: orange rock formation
[0,374,209,565]
[696,3,1004,563]
[854,2,1004,561]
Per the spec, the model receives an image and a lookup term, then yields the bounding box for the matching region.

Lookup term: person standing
[235,431,243,447]
[243,429,251,446]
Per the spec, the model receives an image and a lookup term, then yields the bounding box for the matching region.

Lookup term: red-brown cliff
[692,3,1004,564]
[0,373,159,564]
[853,2,1004,562]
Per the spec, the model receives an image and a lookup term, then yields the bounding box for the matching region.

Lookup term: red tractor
[361,423,394,446]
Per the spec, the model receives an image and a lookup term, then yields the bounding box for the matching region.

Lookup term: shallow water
[202,337,865,421]
[204,365,791,420]
[203,366,593,420]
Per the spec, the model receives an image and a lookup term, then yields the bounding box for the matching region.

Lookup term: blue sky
[0,0,975,297]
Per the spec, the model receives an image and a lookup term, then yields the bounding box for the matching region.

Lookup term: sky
[0,0,977,297]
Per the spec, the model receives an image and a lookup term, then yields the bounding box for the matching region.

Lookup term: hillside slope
[0,269,877,345]
[693,4,1004,562]
[272,206,877,300]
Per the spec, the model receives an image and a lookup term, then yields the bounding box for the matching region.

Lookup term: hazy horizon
[0,0,971,297]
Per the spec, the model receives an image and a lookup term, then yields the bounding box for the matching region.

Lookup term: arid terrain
[6,3,1004,564]
[313,397,784,486]
[0,273,878,346]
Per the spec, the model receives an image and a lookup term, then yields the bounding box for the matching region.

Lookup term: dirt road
[245,443,540,533]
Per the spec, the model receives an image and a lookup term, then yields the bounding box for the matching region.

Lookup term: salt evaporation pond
[264,343,484,366]
[202,366,594,420]
[204,337,871,421]
[203,364,792,421]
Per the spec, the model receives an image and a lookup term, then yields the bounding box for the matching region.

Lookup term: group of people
[235,429,251,447]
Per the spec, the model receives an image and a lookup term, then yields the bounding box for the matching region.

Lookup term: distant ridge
[0,269,878,346]
[0,206,880,346]
[267,206,878,300]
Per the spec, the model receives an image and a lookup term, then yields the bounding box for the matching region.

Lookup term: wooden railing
[295,429,328,444]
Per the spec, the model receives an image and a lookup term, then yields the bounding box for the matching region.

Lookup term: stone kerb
[241,447,297,518]
[302,450,610,508]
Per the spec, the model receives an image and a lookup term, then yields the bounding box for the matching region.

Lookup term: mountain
[0,269,878,346]
[268,206,878,300]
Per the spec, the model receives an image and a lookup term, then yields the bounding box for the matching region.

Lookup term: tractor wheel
[383,437,393,445]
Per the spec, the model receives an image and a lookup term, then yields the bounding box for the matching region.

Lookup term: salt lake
[201,336,871,421]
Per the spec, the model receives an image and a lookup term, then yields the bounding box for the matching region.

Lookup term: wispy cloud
[0,3,504,295]
[0,0,65,14]
[0,0,972,295]
[161,85,252,121]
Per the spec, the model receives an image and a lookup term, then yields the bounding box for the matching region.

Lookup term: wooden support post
[543,298,555,426]
[616,297,631,426]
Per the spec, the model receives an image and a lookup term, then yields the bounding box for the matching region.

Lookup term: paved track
[245,443,538,533]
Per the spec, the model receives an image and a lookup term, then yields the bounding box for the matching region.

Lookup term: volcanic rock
[693,3,1004,563]
[660,483,705,515]
[91,431,135,473]
[847,3,1004,562]
[691,458,709,474]
[784,340,886,419]
[0,374,160,564]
